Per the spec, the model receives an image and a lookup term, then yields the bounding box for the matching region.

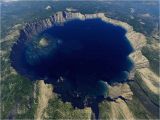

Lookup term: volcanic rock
[11,11,150,101]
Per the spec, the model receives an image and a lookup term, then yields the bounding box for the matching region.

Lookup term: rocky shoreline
[16,11,149,101]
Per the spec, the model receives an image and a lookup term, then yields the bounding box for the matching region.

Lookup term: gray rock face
[17,11,150,101]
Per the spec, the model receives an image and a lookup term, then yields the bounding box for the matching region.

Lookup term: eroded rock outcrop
[14,11,150,102]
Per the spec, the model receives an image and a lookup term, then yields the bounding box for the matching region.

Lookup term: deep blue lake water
[10,18,134,116]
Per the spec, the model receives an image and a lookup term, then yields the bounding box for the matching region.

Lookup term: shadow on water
[10,18,134,119]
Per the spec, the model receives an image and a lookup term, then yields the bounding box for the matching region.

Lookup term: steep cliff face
[3,11,158,119]
[19,11,149,101]
[22,11,149,68]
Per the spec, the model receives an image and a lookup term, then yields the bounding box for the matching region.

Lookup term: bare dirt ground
[34,80,53,120]
[137,68,159,95]
[110,99,135,120]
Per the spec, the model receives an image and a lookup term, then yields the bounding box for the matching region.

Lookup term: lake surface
[10,18,134,116]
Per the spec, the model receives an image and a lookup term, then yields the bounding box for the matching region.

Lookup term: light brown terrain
[1,11,159,119]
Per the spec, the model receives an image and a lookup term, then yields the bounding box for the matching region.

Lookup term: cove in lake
[10,18,134,116]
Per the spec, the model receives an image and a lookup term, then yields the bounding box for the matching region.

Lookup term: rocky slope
[20,11,150,101]
[1,11,159,119]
